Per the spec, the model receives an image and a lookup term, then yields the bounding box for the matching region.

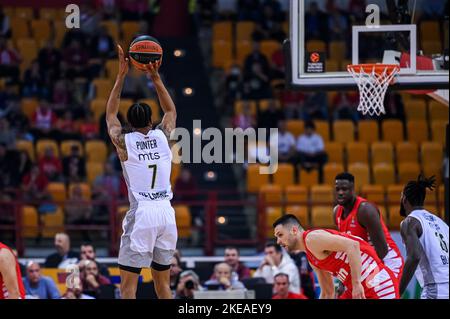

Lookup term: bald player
[0,242,25,299]
[273,214,399,299]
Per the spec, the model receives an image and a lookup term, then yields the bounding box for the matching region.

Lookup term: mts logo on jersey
[137,139,160,161]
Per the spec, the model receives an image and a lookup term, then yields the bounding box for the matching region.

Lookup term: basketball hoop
[348,64,400,116]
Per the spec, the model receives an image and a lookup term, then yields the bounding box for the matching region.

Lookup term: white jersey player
[399,175,449,299]
[106,45,177,299]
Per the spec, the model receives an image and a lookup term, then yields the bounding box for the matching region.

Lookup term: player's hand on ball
[117,45,129,78]
[144,60,162,81]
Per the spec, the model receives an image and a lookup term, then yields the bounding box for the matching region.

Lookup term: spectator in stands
[225,64,244,105]
[381,92,405,121]
[269,120,296,163]
[65,185,93,240]
[232,101,256,130]
[0,81,17,119]
[348,0,367,21]
[52,79,71,115]
[79,2,101,35]
[244,41,270,76]
[170,255,183,295]
[332,91,359,122]
[289,251,316,299]
[0,8,11,38]
[258,99,284,130]
[61,286,95,299]
[120,0,149,20]
[237,0,262,21]
[253,242,300,293]
[223,246,251,281]
[3,149,32,190]
[204,263,246,291]
[38,146,62,182]
[272,273,307,299]
[57,110,80,141]
[420,0,447,20]
[295,121,328,181]
[31,97,58,140]
[79,259,111,298]
[175,270,203,299]
[305,1,328,41]
[38,40,62,82]
[62,145,86,182]
[0,36,21,83]
[23,261,61,299]
[268,22,286,43]
[174,167,199,202]
[21,164,51,203]
[303,92,328,120]
[22,60,48,98]
[90,26,116,60]
[44,233,79,268]
[94,0,119,19]
[79,243,110,278]
[92,162,121,199]
[62,39,90,79]
[79,112,99,140]
[0,118,15,148]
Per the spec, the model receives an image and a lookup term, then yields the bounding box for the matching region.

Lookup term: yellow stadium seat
[346,142,369,165]
[121,21,140,46]
[174,205,192,239]
[47,183,67,203]
[373,164,396,187]
[424,187,438,208]
[68,183,91,200]
[421,142,443,167]
[315,121,330,142]
[14,7,34,19]
[438,186,445,206]
[324,142,344,164]
[85,140,108,163]
[377,206,388,224]
[273,164,295,188]
[93,79,113,99]
[16,38,37,66]
[21,98,39,120]
[298,169,319,188]
[286,206,309,227]
[286,120,304,137]
[388,205,402,230]
[212,41,233,69]
[361,184,385,205]
[40,269,63,284]
[36,139,59,158]
[236,21,255,42]
[212,21,232,42]
[323,163,344,186]
[86,162,105,184]
[141,269,153,282]
[60,140,84,157]
[405,99,427,121]
[31,19,51,42]
[234,100,257,116]
[333,120,354,143]
[258,99,280,112]
[39,8,57,20]
[348,163,370,192]
[311,206,335,228]
[310,185,334,205]
[306,40,326,52]
[428,101,449,122]
[260,184,283,206]
[236,41,252,66]
[358,120,379,143]
[371,142,394,165]
[431,121,447,145]
[10,17,30,39]
[42,206,64,238]
[329,41,346,63]
[247,164,270,193]
[326,59,339,72]
[382,120,404,143]
[266,206,283,237]
[53,21,67,47]
[285,185,308,205]
[118,98,134,119]
[16,140,35,161]
[396,142,419,165]
[3,7,14,18]
[105,59,119,80]
[386,184,403,207]
[420,21,441,43]
[22,206,38,238]
[423,163,442,185]
[260,40,281,61]
[100,21,120,44]
[407,121,429,144]
[90,98,107,121]
[398,163,421,184]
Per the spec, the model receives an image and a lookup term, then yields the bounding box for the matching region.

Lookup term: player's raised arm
[0,249,21,299]
[106,45,129,155]
[399,217,424,296]
[145,61,177,138]
[306,230,365,299]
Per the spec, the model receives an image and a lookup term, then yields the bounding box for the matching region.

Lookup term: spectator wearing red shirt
[272,273,308,299]
[79,112,99,140]
[31,98,59,140]
[57,110,81,141]
[22,165,51,202]
[223,247,251,281]
[38,146,62,181]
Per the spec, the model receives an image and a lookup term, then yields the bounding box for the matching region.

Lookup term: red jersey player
[333,173,404,279]
[273,214,399,299]
[0,242,25,299]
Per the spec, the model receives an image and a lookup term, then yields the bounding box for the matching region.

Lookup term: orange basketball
[128,35,163,71]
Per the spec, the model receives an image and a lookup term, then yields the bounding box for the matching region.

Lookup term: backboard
[288,0,449,91]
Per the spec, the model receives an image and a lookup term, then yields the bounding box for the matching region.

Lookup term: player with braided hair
[399,175,449,299]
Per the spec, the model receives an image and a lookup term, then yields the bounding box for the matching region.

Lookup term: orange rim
[348,64,400,76]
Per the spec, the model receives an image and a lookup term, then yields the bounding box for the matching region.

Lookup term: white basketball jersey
[409,210,449,287]
[122,128,173,204]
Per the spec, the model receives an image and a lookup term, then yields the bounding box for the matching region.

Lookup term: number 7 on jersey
[148,164,157,189]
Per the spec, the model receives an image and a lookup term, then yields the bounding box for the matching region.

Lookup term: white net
[348,64,400,116]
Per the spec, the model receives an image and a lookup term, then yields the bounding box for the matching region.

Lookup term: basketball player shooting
[106,45,177,299]
[399,175,449,299]
[0,242,25,299]
[273,215,400,299]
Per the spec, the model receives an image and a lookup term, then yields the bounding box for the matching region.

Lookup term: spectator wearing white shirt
[253,243,301,294]
[270,120,296,163]
[295,120,328,182]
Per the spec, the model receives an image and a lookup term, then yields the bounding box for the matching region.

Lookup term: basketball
[128,35,163,71]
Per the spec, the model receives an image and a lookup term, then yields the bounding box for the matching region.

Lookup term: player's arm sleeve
[399,217,424,296]
[311,265,334,299]
[0,249,21,299]
[357,202,388,260]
